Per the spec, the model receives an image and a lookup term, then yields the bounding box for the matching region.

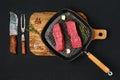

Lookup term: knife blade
[9,12,18,54]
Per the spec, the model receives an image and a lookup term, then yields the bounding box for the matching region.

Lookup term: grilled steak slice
[66,20,82,48]
[52,23,65,52]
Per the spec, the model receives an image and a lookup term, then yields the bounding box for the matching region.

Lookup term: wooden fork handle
[21,41,26,54]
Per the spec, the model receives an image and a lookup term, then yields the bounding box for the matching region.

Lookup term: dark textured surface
[0,0,120,80]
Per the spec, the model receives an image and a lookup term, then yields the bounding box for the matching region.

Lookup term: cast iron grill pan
[41,9,113,76]
[41,9,92,61]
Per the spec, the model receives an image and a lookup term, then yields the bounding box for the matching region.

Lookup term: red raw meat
[66,20,82,48]
[52,23,65,52]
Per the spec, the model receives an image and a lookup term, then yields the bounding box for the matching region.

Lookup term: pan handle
[92,29,107,40]
[84,51,113,76]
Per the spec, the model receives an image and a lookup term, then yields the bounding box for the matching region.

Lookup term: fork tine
[20,14,22,29]
[20,14,26,32]
[24,14,25,28]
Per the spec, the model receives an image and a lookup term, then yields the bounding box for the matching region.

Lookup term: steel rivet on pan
[61,15,66,20]
[66,49,71,54]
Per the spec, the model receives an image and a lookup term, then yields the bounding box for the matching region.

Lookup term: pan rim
[41,8,93,61]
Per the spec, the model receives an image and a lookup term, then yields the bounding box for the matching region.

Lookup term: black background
[0,0,120,80]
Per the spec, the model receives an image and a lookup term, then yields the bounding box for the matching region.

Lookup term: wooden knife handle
[10,35,17,54]
[21,41,26,54]
[87,52,113,76]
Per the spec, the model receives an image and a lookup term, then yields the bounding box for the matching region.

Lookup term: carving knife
[9,12,18,54]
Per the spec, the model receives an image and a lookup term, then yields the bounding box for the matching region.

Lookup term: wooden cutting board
[29,12,90,56]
